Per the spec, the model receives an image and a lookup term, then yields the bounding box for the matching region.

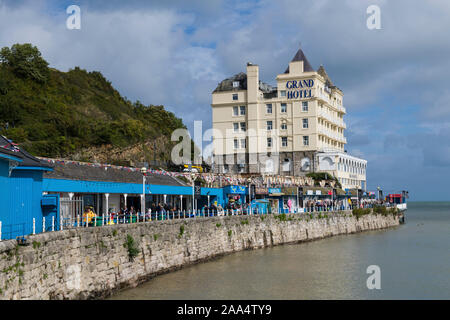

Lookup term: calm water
[109,202,450,300]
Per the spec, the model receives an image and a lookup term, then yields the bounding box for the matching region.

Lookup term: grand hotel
[211,47,367,190]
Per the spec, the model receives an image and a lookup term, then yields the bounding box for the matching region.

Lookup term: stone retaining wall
[0,212,399,300]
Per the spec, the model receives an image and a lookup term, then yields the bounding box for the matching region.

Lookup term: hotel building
[211,47,367,190]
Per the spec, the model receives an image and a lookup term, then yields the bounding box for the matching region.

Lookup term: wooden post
[43,217,46,233]
[33,218,36,235]
[52,216,55,232]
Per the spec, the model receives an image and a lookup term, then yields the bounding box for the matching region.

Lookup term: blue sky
[1,0,449,200]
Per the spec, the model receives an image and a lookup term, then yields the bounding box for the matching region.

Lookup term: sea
[109,202,450,300]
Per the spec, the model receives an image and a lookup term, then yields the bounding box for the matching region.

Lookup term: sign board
[268,188,282,194]
[281,187,297,196]
[194,181,202,199]
[250,185,256,200]
[255,187,268,195]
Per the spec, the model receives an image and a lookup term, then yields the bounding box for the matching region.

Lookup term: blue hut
[0,136,53,240]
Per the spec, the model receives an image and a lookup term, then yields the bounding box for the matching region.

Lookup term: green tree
[0,43,49,82]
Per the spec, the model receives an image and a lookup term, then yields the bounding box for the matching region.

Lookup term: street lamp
[191,172,197,214]
[140,167,147,220]
[247,177,252,205]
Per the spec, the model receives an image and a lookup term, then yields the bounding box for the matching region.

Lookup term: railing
[0,203,392,241]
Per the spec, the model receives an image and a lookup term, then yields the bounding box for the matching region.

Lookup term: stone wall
[0,212,399,300]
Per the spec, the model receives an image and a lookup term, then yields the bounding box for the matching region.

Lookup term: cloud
[1,0,450,199]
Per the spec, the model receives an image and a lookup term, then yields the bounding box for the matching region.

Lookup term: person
[82,206,95,226]
[217,204,224,216]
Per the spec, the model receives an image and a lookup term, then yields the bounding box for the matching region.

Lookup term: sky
[0,0,449,201]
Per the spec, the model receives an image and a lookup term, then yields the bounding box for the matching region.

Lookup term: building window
[302,118,309,129]
[281,137,288,147]
[266,104,272,114]
[282,158,291,172]
[280,90,286,97]
[233,81,239,88]
[234,139,239,149]
[232,94,238,101]
[240,106,246,115]
[281,103,287,113]
[281,122,287,130]
[233,123,239,132]
[267,121,273,131]
[241,139,246,149]
[240,122,246,132]
[233,106,239,116]
[303,136,309,146]
[267,137,272,148]
[302,101,308,112]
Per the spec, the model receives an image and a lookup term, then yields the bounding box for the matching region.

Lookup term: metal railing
[0,203,392,241]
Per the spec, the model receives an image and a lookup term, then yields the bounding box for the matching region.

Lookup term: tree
[0,43,49,82]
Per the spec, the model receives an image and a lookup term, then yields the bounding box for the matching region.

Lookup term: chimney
[246,62,259,103]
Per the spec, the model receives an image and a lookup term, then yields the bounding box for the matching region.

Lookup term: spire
[317,65,334,87]
[284,47,314,73]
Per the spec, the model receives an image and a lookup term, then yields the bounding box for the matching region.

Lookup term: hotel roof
[213,72,275,93]
[284,47,315,73]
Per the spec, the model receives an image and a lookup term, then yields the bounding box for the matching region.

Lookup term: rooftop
[0,135,53,169]
[42,158,189,187]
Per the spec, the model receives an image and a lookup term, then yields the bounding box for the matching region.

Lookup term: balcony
[318,109,346,128]
[318,126,347,143]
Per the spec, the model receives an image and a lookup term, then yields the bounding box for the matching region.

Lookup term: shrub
[178,225,185,238]
[124,234,140,261]
[352,208,371,219]
[275,213,287,222]
[373,205,387,215]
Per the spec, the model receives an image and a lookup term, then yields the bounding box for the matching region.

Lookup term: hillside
[0,43,188,168]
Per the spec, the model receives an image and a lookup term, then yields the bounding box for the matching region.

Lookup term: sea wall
[0,212,399,300]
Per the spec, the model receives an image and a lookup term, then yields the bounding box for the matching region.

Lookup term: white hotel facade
[211,48,367,190]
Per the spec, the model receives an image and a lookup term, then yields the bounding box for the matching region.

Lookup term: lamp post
[191,172,197,214]
[140,167,147,219]
[247,177,252,205]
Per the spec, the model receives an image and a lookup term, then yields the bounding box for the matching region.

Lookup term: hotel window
[266,104,272,114]
[281,137,288,147]
[233,106,239,116]
[281,103,287,113]
[302,101,308,112]
[232,94,238,101]
[233,81,240,88]
[302,118,309,129]
[233,123,239,132]
[267,137,272,148]
[234,139,239,149]
[240,106,246,115]
[303,136,309,146]
[240,122,246,132]
[241,138,247,149]
[267,121,273,131]
[279,90,286,97]
[281,122,287,130]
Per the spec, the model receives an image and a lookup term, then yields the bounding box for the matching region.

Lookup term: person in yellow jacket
[83,207,96,226]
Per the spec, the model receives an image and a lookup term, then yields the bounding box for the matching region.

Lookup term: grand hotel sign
[286,79,314,99]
